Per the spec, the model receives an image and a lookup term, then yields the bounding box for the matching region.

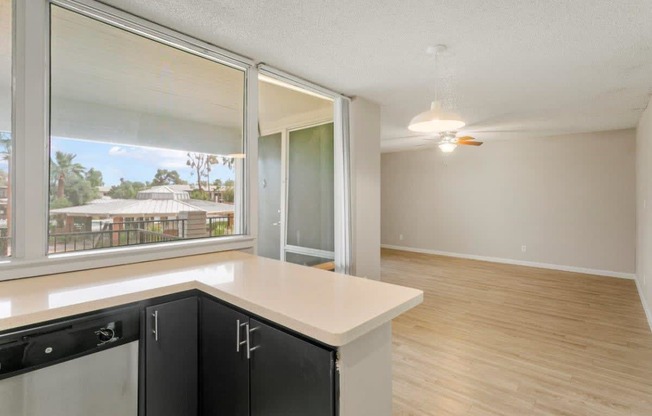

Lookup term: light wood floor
[381,249,652,416]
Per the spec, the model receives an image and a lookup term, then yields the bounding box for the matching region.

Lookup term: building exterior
[49,186,235,252]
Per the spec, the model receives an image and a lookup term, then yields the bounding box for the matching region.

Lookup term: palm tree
[51,151,85,199]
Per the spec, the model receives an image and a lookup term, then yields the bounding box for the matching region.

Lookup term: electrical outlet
[644,199,647,210]
[399,234,404,241]
[521,245,527,253]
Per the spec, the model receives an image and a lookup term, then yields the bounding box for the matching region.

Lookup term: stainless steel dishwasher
[0,307,140,416]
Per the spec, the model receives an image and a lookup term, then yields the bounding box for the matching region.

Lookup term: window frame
[2,0,15,260]
[1,0,352,282]
[1,0,258,280]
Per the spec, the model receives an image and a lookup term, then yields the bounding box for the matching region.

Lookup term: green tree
[107,179,147,199]
[0,132,10,164]
[151,169,187,186]
[64,175,98,206]
[50,197,72,209]
[186,153,218,190]
[50,151,85,200]
[222,187,234,203]
[85,168,104,187]
[0,169,8,187]
[220,178,235,203]
[212,178,223,188]
[189,189,211,200]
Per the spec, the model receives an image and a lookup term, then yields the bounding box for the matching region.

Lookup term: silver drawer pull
[152,311,159,342]
[246,325,260,359]
[236,319,247,352]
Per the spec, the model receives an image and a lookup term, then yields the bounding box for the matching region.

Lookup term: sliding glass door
[285,123,334,265]
[257,123,335,267]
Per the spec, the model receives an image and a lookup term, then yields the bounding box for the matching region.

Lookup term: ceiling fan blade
[458,140,483,146]
[457,136,477,141]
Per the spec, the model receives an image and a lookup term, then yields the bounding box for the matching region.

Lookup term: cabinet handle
[236,319,247,352]
[152,311,159,342]
[246,325,260,360]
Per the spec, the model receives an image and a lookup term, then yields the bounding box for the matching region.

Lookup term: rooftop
[51,185,234,218]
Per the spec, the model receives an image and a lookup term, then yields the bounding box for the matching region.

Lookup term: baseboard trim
[380,244,636,280]
[635,277,652,333]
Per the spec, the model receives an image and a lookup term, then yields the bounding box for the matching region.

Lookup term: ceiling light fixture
[408,45,465,133]
[438,142,457,153]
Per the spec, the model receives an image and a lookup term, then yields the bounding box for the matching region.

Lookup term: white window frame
[1,0,258,280]
[0,0,351,281]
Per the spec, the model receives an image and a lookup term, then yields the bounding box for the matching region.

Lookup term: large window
[0,0,11,257]
[0,0,349,280]
[48,6,245,254]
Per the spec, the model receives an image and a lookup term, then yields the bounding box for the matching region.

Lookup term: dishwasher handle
[0,307,139,381]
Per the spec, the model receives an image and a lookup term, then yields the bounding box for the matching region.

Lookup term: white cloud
[108,145,189,170]
[108,146,128,156]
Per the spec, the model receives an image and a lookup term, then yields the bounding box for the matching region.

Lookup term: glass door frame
[257,65,351,273]
[261,120,336,264]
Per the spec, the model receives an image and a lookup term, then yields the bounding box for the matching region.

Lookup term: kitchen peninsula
[0,251,422,416]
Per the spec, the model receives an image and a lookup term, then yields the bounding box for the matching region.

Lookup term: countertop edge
[0,282,198,335]
[195,281,424,346]
[0,281,424,347]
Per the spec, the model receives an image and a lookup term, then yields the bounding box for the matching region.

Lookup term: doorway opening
[258,75,335,270]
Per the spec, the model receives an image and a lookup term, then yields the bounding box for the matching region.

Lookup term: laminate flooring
[381,249,652,416]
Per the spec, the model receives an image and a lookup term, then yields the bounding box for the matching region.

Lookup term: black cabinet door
[249,319,335,416]
[200,298,250,416]
[145,297,198,416]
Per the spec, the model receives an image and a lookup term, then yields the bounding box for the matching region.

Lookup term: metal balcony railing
[48,216,233,254]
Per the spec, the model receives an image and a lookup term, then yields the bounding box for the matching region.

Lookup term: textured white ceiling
[1,0,649,150]
[1,1,330,134]
[98,0,652,150]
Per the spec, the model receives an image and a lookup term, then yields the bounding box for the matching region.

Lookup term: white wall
[350,97,381,279]
[381,129,636,276]
[636,98,652,328]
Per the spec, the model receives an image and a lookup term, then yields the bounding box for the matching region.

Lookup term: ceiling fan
[426,131,483,153]
[406,45,486,153]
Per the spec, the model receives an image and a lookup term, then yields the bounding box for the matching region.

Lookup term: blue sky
[51,137,235,187]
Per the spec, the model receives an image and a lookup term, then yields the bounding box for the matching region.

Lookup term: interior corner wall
[381,129,636,276]
[636,97,652,328]
[349,97,381,280]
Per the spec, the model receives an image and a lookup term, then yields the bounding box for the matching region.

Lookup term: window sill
[0,235,256,282]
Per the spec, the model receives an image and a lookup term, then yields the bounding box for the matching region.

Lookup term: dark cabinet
[200,298,249,416]
[145,297,198,416]
[249,319,335,416]
[201,298,335,416]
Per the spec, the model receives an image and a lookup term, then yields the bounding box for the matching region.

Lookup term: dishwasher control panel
[0,307,139,380]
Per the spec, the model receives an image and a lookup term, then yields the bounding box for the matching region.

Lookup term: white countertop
[0,251,422,346]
